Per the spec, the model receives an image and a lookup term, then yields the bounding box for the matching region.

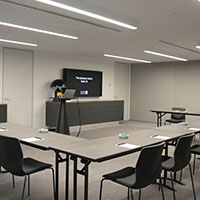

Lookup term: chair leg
[12,175,15,188]
[99,178,105,200]
[28,175,30,196]
[127,188,130,200]
[50,168,56,200]
[188,163,196,200]
[131,189,134,200]
[193,154,196,174]
[138,189,141,200]
[21,176,27,200]
[158,177,162,191]
[127,188,134,200]
[159,177,165,200]
[179,170,183,182]
[170,172,176,200]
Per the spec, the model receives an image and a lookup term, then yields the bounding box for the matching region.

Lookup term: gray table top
[51,127,194,162]
[150,109,200,116]
[0,123,86,150]
[0,122,195,163]
[153,123,192,133]
[154,122,200,134]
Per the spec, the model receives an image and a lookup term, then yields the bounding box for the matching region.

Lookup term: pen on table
[151,135,158,138]
[117,142,126,146]
[34,136,43,140]
[0,127,7,130]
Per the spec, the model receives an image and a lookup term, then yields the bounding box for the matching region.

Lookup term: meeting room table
[150,109,200,127]
[0,123,86,200]
[1,122,200,200]
[49,123,197,200]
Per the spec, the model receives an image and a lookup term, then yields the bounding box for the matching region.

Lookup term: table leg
[156,112,166,127]
[72,157,78,200]
[163,142,168,186]
[157,113,160,127]
[71,157,91,200]
[55,153,59,200]
[159,113,162,127]
[84,161,89,200]
[65,155,69,200]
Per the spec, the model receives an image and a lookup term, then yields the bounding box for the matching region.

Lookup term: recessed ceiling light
[0,38,38,46]
[35,0,137,30]
[0,22,78,39]
[144,50,188,61]
[104,54,151,63]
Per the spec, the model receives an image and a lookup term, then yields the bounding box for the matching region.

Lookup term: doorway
[3,48,33,127]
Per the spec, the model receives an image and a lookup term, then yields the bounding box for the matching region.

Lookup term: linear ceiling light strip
[1,0,120,32]
[144,50,188,61]
[0,22,78,39]
[35,0,137,30]
[104,54,151,63]
[0,38,38,46]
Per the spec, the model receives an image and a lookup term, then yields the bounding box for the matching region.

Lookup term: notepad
[151,135,171,140]
[21,137,44,142]
[0,127,7,131]
[187,127,200,132]
[116,143,140,149]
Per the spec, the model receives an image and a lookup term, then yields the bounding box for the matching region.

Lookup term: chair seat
[191,145,200,155]
[161,157,175,171]
[103,167,136,188]
[23,158,52,175]
[165,119,184,124]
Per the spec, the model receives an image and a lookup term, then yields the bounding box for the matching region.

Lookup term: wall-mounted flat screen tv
[63,68,103,97]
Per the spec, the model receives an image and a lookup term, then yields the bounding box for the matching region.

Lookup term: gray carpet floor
[0,121,199,200]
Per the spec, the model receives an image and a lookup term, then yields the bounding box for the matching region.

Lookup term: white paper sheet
[187,127,200,131]
[152,135,171,140]
[0,127,7,131]
[116,143,140,149]
[21,137,43,142]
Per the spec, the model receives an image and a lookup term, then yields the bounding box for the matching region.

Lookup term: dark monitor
[63,68,102,97]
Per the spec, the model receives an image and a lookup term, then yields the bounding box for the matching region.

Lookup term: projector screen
[63,68,103,97]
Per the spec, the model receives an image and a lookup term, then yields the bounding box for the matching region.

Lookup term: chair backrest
[173,133,194,171]
[0,135,25,176]
[134,142,164,189]
[171,107,186,121]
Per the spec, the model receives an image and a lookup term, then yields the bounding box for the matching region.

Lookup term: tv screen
[63,68,102,97]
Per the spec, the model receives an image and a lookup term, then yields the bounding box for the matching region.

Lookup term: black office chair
[0,135,55,200]
[161,134,196,200]
[165,107,186,124]
[99,143,165,200]
[190,144,200,174]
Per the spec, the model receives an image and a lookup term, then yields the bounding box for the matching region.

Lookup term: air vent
[159,40,200,54]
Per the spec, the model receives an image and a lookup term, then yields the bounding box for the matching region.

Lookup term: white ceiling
[0,0,200,63]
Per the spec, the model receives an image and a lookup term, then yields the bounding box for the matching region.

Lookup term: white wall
[114,62,131,120]
[33,51,116,128]
[130,60,200,123]
[0,48,131,128]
